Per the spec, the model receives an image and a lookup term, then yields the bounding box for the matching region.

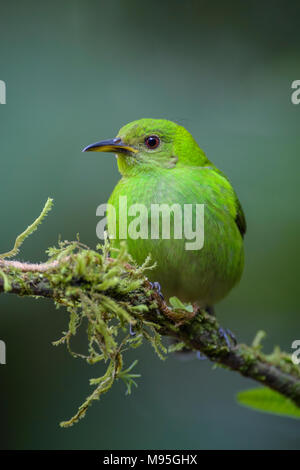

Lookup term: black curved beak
[82,138,137,155]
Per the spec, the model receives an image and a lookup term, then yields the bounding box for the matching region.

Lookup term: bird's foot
[129,323,136,337]
[226,328,237,345]
[149,281,164,300]
[196,351,207,360]
[218,327,237,349]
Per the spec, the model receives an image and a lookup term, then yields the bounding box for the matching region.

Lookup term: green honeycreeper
[83,118,246,309]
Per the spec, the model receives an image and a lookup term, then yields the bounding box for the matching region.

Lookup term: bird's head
[83,118,211,176]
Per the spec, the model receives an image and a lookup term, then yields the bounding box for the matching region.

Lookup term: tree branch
[1,248,300,412]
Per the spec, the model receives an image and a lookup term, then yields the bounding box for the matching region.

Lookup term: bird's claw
[218,327,236,349]
[196,351,207,360]
[129,323,136,337]
[149,281,164,300]
[226,328,237,345]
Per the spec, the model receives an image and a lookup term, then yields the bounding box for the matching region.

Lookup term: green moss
[41,239,166,426]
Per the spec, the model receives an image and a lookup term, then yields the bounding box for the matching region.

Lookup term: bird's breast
[106,169,244,305]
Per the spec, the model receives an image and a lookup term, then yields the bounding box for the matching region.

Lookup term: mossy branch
[0,200,299,426]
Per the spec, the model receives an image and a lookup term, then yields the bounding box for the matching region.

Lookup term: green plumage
[86,118,245,308]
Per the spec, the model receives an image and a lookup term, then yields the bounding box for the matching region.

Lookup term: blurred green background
[0,0,300,450]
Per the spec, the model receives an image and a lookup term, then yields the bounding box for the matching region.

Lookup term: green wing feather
[212,166,247,238]
[235,197,247,237]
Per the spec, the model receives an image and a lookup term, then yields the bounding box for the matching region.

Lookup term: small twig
[0,198,53,259]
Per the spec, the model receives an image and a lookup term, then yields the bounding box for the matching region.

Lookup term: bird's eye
[145,135,160,149]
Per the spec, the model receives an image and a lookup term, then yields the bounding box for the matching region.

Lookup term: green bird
[83,118,246,311]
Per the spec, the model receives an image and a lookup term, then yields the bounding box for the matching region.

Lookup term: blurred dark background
[0,0,299,450]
